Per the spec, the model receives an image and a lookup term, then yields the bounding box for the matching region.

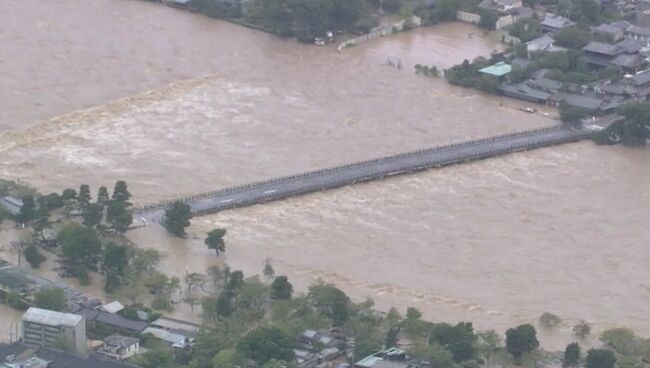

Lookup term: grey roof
[597,82,627,95]
[527,35,555,49]
[0,267,34,290]
[150,316,200,332]
[583,41,625,56]
[609,20,632,30]
[496,0,520,5]
[104,335,139,349]
[615,39,642,53]
[529,77,563,92]
[0,196,23,216]
[612,54,645,69]
[0,343,137,368]
[499,83,552,102]
[591,24,623,35]
[22,308,83,327]
[553,92,604,110]
[630,69,650,85]
[626,25,650,37]
[142,327,191,347]
[478,0,497,10]
[79,309,147,333]
[540,13,575,30]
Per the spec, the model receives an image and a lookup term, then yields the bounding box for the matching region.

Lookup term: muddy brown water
[1,0,648,350]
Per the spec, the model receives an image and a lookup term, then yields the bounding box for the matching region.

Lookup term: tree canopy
[205,228,227,255]
[429,322,478,362]
[163,201,193,237]
[57,223,101,270]
[271,276,294,300]
[506,324,539,364]
[24,245,46,269]
[586,349,617,368]
[564,342,581,368]
[237,326,295,365]
[596,103,650,146]
[249,0,371,39]
[307,282,351,325]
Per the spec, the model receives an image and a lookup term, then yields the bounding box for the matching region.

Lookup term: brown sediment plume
[0,75,220,152]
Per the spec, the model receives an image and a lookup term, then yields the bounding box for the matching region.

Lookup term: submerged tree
[205,228,227,255]
[163,201,192,237]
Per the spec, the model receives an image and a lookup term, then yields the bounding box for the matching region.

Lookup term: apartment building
[22,307,86,355]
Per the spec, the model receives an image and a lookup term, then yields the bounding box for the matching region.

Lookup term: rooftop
[0,196,23,216]
[629,69,650,85]
[612,54,645,69]
[626,25,650,37]
[553,92,604,110]
[591,24,624,35]
[540,13,575,30]
[615,39,642,53]
[142,327,191,348]
[527,35,555,49]
[0,343,137,368]
[79,309,147,333]
[103,335,139,349]
[479,62,512,76]
[609,20,632,30]
[100,301,124,314]
[150,316,200,333]
[582,41,625,56]
[22,308,83,327]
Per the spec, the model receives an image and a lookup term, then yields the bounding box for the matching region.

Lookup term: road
[135,125,593,223]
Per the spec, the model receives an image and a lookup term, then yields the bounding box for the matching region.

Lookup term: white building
[98,335,139,361]
[22,307,86,355]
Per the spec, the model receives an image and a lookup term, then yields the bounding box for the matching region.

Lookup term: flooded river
[1,0,649,350]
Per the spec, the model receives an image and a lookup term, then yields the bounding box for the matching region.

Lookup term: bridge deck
[136,126,593,222]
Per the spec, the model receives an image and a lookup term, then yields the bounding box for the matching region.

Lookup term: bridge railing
[136,125,588,215]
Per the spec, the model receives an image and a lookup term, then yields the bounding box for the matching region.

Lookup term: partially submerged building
[0,196,23,216]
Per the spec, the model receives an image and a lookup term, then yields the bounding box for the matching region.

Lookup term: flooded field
[1,0,649,351]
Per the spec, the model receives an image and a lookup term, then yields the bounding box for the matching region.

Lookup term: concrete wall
[337,16,422,51]
[496,14,515,29]
[457,11,481,24]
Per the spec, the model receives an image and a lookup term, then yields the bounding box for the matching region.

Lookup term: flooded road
[1,0,648,351]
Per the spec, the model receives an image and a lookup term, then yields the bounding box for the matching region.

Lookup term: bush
[539,312,562,328]
[573,321,591,337]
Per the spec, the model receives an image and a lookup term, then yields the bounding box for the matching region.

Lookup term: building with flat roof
[22,307,86,355]
[479,62,512,77]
